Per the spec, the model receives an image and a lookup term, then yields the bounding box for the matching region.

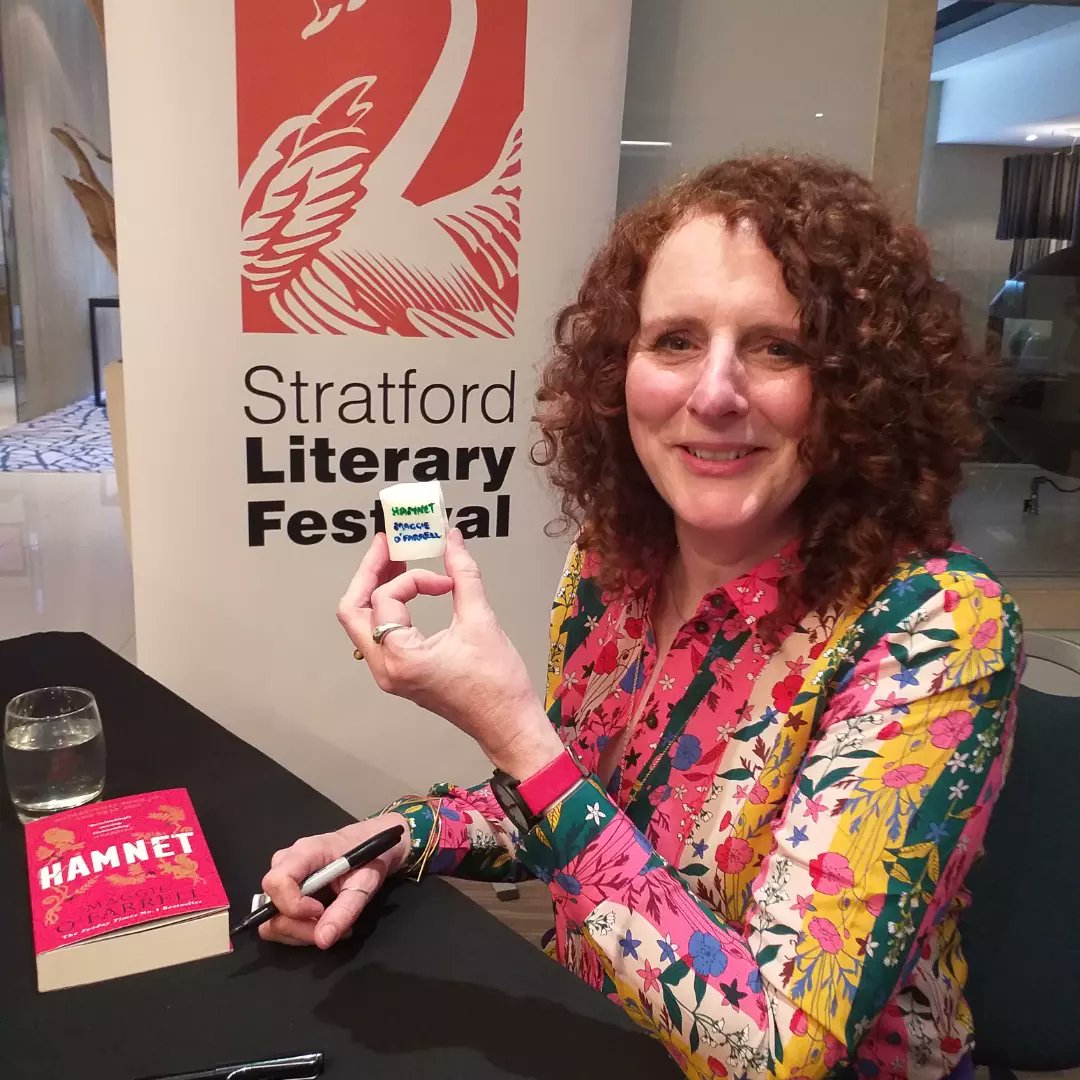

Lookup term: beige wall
[618,0,935,216]
[917,142,1013,344]
[916,81,1033,346]
[2,0,118,420]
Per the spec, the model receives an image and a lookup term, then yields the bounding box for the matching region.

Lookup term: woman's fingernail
[319,925,338,948]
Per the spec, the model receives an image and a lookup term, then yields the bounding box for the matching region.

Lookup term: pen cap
[228,1055,324,1080]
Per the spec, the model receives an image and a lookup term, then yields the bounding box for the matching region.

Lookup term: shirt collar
[695,538,802,629]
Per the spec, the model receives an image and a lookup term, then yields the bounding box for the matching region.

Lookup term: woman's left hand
[337,529,564,779]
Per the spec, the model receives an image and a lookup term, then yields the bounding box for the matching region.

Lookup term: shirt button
[710,596,725,608]
[694,621,710,634]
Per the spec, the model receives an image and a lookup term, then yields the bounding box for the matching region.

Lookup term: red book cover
[24,788,230,984]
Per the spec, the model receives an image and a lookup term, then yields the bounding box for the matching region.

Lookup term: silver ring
[372,622,409,645]
[340,886,371,896]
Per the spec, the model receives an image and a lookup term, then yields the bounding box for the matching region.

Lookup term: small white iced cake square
[380,481,449,562]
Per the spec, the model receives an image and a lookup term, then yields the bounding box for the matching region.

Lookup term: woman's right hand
[259,812,412,948]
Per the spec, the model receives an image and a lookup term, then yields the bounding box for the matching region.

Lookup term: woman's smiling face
[624,214,814,552]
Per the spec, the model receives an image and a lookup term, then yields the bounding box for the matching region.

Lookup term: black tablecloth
[0,633,673,1079]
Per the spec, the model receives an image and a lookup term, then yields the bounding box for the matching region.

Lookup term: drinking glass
[3,687,106,822]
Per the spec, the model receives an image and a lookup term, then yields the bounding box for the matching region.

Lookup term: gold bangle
[380,795,443,882]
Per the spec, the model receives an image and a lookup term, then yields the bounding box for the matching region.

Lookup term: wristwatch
[490,748,589,833]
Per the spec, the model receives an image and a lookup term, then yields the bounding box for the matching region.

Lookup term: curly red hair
[533,155,987,625]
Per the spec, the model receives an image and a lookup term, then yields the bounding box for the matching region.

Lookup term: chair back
[963,633,1080,1071]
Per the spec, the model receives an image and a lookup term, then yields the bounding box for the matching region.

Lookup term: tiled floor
[954,463,1080,577]
[0,470,134,655]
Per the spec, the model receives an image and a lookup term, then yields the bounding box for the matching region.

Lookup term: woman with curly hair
[262,156,1020,1079]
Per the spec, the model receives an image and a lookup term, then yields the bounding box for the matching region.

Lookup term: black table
[0,633,673,1079]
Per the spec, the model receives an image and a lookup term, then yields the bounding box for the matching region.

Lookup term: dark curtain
[1010,237,1071,277]
[997,150,1080,276]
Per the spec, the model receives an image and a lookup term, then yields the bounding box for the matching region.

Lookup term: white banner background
[105,0,631,813]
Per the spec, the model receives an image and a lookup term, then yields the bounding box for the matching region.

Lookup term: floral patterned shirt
[387,544,1021,1079]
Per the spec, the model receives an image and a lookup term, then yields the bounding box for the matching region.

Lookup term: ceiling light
[620,140,672,148]
[1026,133,1039,142]
[814,112,824,119]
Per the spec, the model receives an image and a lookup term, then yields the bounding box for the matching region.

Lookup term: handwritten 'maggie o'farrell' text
[38,833,195,890]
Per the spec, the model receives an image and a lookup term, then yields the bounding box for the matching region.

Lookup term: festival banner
[105,0,632,811]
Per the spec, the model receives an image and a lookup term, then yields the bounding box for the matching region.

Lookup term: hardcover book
[23,788,230,991]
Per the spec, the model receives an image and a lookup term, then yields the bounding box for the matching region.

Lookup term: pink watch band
[517,750,586,816]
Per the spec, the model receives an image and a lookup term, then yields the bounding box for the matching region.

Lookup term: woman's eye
[761,340,802,362]
[653,332,694,352]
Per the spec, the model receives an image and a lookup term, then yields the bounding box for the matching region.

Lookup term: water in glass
[4,688,106,821]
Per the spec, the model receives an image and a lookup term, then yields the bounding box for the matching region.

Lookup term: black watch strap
[490,768,539,834]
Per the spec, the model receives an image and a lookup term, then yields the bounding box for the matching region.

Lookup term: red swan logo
[237,0,525,337]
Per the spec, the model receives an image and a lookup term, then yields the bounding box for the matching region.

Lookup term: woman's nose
[686,339,750,420]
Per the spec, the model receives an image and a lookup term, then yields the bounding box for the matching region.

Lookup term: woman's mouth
[685,447,757,462]
[678,445,766,475]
